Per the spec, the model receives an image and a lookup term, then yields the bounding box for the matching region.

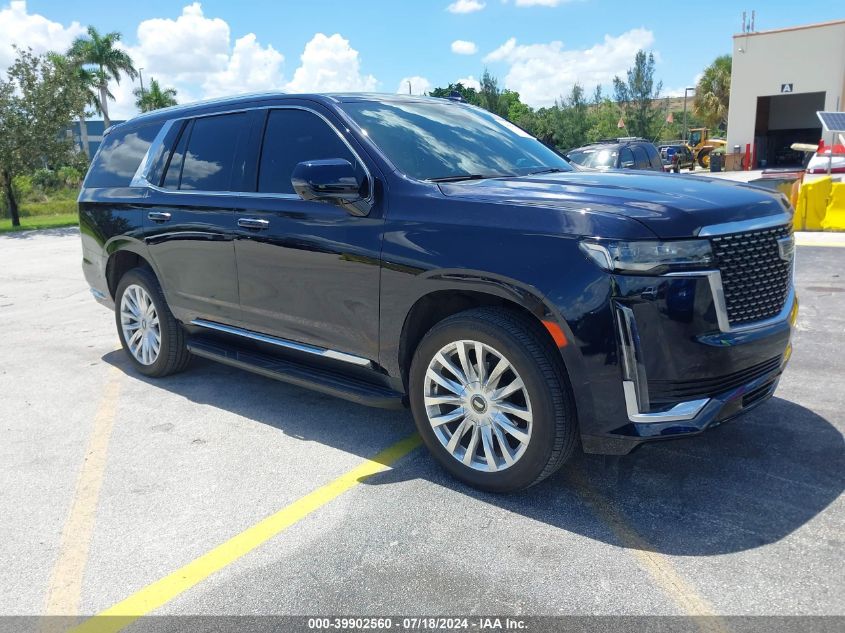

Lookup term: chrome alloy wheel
[424,340,533,472]
[120,284,161,365]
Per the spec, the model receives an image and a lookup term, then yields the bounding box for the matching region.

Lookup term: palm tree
[47,52,104,158]
[68,26,137,128]
[694,55,732,131]
[134,78,177,113]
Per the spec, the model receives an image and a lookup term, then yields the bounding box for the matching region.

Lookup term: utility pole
[683,87,695,142]
[408,80,412,95]
[138,68,146,99]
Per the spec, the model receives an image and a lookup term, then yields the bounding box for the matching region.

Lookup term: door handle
[147,211,172,223]
[238,218,270,230]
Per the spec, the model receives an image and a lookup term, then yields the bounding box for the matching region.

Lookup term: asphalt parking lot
[0,228,843,629]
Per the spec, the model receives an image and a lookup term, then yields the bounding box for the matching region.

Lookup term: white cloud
[131,3,231,81]
[0,1,85,69]
[397,76,432,95]
[111,3,284,119]
[447,0,485,14]
[456,75,481,91]
[514,0,572,6]
[202,33,284,97]
[451,40,477,55]
[285,33,376,93]
[483,28,655,107]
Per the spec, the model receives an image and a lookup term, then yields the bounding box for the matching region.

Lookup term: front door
[233,106,383,363]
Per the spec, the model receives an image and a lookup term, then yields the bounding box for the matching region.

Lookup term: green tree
[429,82,482,106]
[134,77,177,112]
[694,55,731,131]
[613,50,662,139]
[0,48,86,226]
[68,26,136,128]
[47,52,102,158]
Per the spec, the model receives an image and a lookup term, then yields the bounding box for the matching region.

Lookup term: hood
[437,170,789,239]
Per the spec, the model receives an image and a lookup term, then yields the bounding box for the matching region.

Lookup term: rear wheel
[115,267,191,377]
[698,148,712,169]
[409,307,577,492]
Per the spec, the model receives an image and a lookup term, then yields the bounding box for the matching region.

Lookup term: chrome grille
[710,224,792,326]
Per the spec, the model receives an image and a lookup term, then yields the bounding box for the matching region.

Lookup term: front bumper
[577,269,796,456]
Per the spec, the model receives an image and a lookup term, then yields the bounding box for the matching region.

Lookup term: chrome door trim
[190,318,373,368]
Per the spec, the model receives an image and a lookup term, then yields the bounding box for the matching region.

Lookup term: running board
[186,337,404,409]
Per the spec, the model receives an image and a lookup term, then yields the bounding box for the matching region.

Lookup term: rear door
[232,105,383,362]
[142,112,251,325]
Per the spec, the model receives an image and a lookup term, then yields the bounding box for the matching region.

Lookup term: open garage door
[754,92,825,167]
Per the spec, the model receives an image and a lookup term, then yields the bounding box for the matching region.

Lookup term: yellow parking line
[70,433,422,633]
[570,473,728,633]
[44,366,123,617]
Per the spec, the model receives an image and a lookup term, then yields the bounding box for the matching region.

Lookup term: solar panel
[818,111,845,132]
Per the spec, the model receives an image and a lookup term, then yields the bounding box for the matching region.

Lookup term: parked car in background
[657,143,695,173]
[565,138,664,172]
[79,93,796,492]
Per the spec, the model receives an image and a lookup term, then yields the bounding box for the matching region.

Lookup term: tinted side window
[644,144,662,169]
[633,146,650,169]
[619,147,635,169]
[258,109,359,194]
[180,113,249,191]
[84,122,162,188]
[162,121,191,189]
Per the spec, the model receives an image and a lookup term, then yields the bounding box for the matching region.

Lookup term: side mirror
[291,159,368,209]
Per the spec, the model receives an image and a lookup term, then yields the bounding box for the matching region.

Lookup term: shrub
[57,166,83,187]
[32,168,61,192]
[12,174,34,201]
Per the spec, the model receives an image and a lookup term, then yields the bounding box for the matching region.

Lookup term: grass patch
[0,213,78,233]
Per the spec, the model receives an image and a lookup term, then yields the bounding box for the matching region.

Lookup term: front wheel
[409,308,577,492]
[114,267,191,377]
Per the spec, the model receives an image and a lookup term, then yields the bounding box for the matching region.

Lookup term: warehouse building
[727,19,845,168]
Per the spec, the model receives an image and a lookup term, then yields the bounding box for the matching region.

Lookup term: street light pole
[682,87,694,142]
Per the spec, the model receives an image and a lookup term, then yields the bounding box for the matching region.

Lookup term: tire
[698,148,711,169]
[409,307,578,492]
[114,267,191,377]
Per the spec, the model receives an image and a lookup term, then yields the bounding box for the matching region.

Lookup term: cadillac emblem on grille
[777,235,795,261]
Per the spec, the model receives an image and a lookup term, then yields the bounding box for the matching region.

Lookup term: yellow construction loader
[687,128,727,169]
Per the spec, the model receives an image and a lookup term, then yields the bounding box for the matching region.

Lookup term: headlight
[579,239,713,274]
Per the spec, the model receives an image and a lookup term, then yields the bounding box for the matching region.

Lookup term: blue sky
[2,0,843,118]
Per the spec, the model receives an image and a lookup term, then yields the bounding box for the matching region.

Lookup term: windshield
[566,147,618,169]
[339,100,571,181]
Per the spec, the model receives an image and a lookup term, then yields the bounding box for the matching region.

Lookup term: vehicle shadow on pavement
[104,351,843,557]
[405,396,844,557]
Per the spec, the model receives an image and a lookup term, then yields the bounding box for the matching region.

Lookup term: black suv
[565,138,664,172]
[79,94,796,492]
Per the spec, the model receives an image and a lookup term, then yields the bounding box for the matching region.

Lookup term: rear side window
[633,146,650,169]
[619,147,635,168]
[161,122,190,189]
[84,122,162,188]
[644,144,662,169]
[257,109,360,194]
[179,113,250,191]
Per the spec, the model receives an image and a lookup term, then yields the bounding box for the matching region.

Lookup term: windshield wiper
[526,167,566,176]
[426,173,506,183]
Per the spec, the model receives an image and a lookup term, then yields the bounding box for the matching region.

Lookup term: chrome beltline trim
[190,318,373,368]
[697,212,792,236]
